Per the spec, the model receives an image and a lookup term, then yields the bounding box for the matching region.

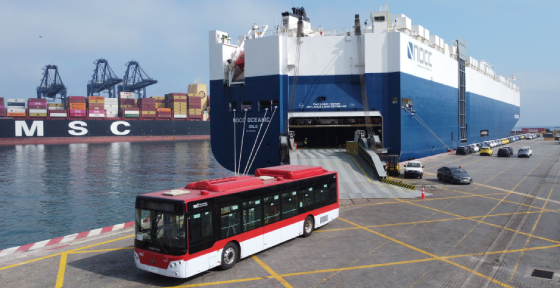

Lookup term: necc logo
[407,42,432,68]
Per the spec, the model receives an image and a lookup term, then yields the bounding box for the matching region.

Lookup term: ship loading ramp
[288,147,425,199]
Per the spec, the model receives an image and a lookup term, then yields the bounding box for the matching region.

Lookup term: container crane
[87,59,122,98]
[117,60,157,98]
[36,64,67,102]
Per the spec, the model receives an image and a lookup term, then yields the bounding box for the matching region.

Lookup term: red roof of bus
[139,165,332,203]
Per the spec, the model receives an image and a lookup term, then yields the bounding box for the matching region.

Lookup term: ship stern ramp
[289,148,423,199]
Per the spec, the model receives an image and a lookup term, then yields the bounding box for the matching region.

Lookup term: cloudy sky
[1,0,558,127]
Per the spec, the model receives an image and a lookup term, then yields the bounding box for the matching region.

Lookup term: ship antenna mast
[355,14,374,139]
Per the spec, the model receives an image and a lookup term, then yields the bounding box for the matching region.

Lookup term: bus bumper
[134,251,188,278]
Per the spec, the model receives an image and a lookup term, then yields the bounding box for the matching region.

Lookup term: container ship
[208,6,520,174]
[0,84,210,145]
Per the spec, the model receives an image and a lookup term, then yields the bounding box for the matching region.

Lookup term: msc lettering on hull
[15,121,44,137]
[15,120,132,137]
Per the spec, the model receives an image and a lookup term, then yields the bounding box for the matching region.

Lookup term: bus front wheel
[221,242,238,270]
[303,216,314,237]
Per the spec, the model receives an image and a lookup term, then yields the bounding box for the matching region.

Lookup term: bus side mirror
[404,165,407,167]
[422,166,425,168]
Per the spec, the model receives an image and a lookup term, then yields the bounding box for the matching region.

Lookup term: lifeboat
[235,52,245,71]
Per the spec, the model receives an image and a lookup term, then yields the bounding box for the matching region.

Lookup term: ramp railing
[346,141,387,180]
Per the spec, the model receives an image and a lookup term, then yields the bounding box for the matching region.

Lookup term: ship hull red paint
[0,135,210,146]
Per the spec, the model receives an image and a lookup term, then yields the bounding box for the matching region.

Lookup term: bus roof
[138,165,333,203]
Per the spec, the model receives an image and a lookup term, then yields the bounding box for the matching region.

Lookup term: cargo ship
[209,7,520,173]
[0,84,210,145]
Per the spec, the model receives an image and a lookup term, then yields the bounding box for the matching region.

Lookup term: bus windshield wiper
[151,213,169,254]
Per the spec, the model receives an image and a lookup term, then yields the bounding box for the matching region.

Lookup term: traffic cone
[421,186,426,199]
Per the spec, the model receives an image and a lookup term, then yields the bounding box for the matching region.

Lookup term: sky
[1,0,558,127]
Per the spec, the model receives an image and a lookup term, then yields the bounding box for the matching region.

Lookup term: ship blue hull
[210,72,520,173]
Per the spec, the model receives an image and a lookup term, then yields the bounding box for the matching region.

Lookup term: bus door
[263,194,282,248]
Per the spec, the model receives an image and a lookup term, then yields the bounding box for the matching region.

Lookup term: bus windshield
[135,209,186,255]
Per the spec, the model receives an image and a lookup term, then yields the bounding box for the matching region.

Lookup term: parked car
[404,160,424,179]
[497,147,511,157]
[480,147,493,156]
[518,146,532,158]
[469,144,479,152]
[437,166,473,184]
[456,146,470,155]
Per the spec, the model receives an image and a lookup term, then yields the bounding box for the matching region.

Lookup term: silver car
[518,146,532,158]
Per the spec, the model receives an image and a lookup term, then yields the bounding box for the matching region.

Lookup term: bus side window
[298,187,315,212]
[189,210,212,243]
[282,191,298,219]
[314,184,328,208]
[328,179,337,204]
[264,194,281,225]
[242,199,263,232]
[220,204,241,239]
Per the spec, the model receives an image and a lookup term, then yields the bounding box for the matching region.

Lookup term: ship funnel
[354,14,361,35]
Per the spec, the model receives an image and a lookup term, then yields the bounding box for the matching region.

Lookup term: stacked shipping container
[105,98,118,117]
[138,98,156,119]
[119,92,139,118]
[48,103,67,118]
[66,96,87,117]
[1,83,210,120]
[165,93,187,119]
[7,99,26,117]
[0,97,5,117]
[88,96,105,118]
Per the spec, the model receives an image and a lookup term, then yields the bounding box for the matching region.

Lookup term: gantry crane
[117,60,157,98]
[87,59,122,98]
[37,65,67,102]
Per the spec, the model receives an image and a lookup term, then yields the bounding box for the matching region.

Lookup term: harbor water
[0,140,231,250]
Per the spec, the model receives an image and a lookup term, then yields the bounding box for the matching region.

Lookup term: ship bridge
[288,111,383,149]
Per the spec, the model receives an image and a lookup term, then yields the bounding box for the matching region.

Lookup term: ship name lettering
[15,121,44,137]
[68,121,88,136]
[407,42,432,68]
[111,121,131,136]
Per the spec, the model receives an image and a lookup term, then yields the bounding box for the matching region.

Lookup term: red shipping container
[69,113,86,117]
[28,98,47,102]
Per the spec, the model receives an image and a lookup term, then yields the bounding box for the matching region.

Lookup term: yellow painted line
[271,257,438,278]
[252,255,293,288]
[348,155,372,183]
[508,168,560,280]
[426,154,487,170]
[337,217,514,288]
[440,187,559,213]
[167,277,264,288]
[0,234,134,271]
[445,243,560,259]
[397,199,560,244]
[440,159,523,257]
[69,247,134,254]
[55,253,67,288]
[340,201,402,208]
[473,183,560,205]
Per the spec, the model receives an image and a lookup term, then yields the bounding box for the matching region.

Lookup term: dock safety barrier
[380,179,416,190]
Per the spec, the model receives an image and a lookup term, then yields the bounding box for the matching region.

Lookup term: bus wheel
[221,242,238,270]
[303,216,314,237]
